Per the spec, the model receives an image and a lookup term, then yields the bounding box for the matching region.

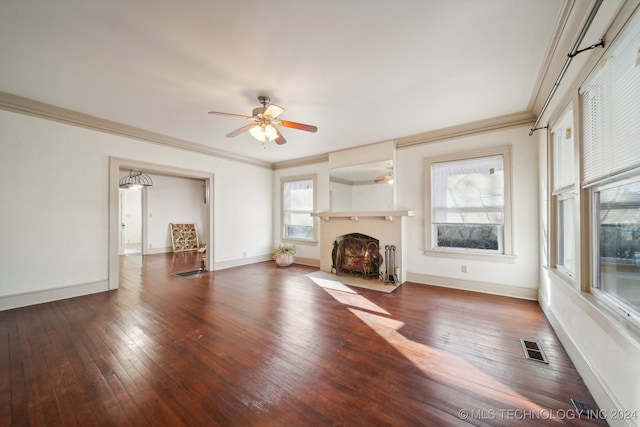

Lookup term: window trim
[424,145,513,258]
[280,174,317,243]
[588,172,640,325]
[549,104,577,280]
[555,191,576,278]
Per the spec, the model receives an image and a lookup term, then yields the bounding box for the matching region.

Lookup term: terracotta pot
[275,252,294,267]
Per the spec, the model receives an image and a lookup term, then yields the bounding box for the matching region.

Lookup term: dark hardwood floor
[1,253,606,426]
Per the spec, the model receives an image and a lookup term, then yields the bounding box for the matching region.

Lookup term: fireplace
[332,233,382,279]
[311,210,414,284]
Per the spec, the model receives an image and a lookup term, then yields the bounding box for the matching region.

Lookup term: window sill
[545,267,640,342]
[588,289,640,332]
[423,249,516,263]
[548,267,576,288]
[282,238,318,246]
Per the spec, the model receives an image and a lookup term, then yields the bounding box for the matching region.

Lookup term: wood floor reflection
[1,253,605,426]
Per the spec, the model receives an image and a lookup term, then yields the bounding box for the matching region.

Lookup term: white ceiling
[1,0,574,164]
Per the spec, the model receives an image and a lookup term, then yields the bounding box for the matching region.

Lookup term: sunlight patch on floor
[309,275,390,315]
[309,271,547,412]
[324,288,391,315]
[309,275,357,293]
[349,308,546,411]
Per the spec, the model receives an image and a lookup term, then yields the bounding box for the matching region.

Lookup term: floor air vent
[520,339,548,363]
[175,269,207,277]
[570,399,592,413]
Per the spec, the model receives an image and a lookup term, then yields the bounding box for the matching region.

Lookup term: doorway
[119,188,142,255]
[109,157,215,290]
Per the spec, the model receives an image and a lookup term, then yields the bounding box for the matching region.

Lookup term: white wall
[399,126,540,299]
[0,109,273,308]
[146,174,207,253]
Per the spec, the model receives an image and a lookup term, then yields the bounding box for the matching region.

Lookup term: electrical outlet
[461,265,467,273]
[243,251,246,257]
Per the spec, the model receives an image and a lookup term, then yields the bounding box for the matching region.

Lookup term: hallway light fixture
[119,170,153,190]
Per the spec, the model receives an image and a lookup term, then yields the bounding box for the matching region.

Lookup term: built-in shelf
[311,210,414,222]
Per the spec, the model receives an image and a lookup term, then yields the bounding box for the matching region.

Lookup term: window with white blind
[281,175,316,242]
[426,146,513,255]
[552,106,576,276]
[581,13,640,185]
[580,10,640,321]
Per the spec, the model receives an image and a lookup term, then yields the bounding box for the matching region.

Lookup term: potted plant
[272,244,296,267]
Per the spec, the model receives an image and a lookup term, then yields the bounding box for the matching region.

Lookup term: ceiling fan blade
[226,123,255,137]
[274,127,287,145]
[278,120,318,133]
[208,111,254,120]
[263,104,284,120]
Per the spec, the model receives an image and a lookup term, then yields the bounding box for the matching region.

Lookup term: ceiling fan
[374,175,393,184]
[208,96,317,145]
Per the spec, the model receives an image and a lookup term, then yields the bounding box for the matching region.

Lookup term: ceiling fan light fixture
[249,125,266,142]
[249,123,278,142]
[264,124,278,141]
[209,96,317,146]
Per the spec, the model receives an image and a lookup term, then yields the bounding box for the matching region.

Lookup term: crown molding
[395,111,536,149]
[272,153,329,170]
[273,112,537,169]
[0,91,272,169]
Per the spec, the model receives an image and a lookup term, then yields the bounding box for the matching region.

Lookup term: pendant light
[119,170,153,190]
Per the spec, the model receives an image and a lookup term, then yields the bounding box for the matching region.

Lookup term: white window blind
[581,14,640,185]
[283,178,314,240]
[431,155,504,225]
[552,109,574,194]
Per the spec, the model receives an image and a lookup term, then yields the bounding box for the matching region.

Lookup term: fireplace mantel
[311,210,414,222]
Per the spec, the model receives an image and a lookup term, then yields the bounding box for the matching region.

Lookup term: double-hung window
[426,146,513,255]
[552,106,576,276]
[580,11,640,320]
[281,175,316,242]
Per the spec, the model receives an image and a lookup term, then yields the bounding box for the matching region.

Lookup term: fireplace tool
[390,245,399,284]
[384,245,399,285]
[384,245,389,281]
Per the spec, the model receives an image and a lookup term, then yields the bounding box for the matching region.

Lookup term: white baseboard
[145,247,172,255]
[214,255,319,271]
[292,256,320,268]
[406,272,538,300]
[214,254,271,270]
[0,280,110,311]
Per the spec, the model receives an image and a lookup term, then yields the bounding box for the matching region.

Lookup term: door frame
[108,157,215,290]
